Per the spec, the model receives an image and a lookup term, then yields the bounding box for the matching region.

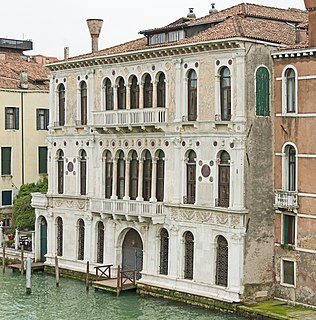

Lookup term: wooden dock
[8,262,45,272]
[91,264,137,296]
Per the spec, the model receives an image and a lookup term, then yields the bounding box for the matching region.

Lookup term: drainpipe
[21,91,25,185]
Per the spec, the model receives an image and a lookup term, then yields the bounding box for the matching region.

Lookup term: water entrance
[0,271,247,320]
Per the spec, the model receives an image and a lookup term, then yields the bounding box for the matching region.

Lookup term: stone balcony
[90,198,165,224]
[274,190,299,211]
[92,108,166,129]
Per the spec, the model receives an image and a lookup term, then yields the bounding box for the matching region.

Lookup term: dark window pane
[38,146,48,174]
[283,260,295,285]
[184,231,194,279]
[2,190,12,206]
[216,236,228,286]
[1,147,11,175]
[188,70,197,121]
[220,67,231,121]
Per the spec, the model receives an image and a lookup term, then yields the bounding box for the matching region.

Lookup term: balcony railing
[274,190,299,210]
[91,198,164,217]
[92,108,166,127]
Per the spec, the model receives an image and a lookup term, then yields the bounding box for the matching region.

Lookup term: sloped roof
[0,53,49,90]
[56,2,308,64]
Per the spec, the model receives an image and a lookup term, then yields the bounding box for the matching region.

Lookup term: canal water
[0,270,247,320]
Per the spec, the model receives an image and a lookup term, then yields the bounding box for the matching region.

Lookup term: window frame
[282,143,298,192]
[255,66,270,117]
[185,150,196,204]
[79,81,88,125]
[217,151,230,208]
[281,258,296,287]
[187,69,197,121]
[1,190,12,206]
[5,107,19,130]
[117,77,126,110]
[282,213,296,246]
[80,150,87,196]
[157,73,166,108]
[282,66,298,115]
[38,146,48,175]
[143,74,153,108]
[130,75,139,109]
[220,67,232,121]
[142,151,152,201]
[57,150,64,194]
[57,84,66,126]
[1,147,12,176]
[36,108,49,130]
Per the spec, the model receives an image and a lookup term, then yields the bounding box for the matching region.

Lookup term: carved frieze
[52,197,88,211]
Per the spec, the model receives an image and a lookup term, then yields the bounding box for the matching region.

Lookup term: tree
[12,178,48,230]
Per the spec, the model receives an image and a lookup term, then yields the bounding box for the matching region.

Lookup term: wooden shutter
[14,108,19,130]
[256,67,270,116]
[38,147,48,174]
[1,147,11,175]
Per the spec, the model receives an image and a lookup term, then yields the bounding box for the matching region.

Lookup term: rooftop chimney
[209,3,218,14]
[304,0,316,47]
[86,19,103,53]
[20,71,28,89]
[295,26,308,44]
[64,47,69,60]
[187,8,196,19]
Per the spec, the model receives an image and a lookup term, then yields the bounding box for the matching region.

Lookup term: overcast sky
[0,0,306,59]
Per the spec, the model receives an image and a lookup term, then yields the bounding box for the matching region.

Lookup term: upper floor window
[130,76,139,109]
[143,150,152,201]
[5,107,19,130]
[157,73,166,108]
[283,214,295,246]
[80,81,87,125]
[104,150,113,199]
[36,109,49,130]
[1,147,11,176]
[185,150,196,204]
[38,146,48,175]
[220,67,231,121]
[156,150,165,202]
[284,145,296,192]
[80,150,87,195]
[187,70,197,121]
[104,78,113,111]
[58,84,65,126]
[117,151,125,199]
[117,77,126,110]
[256,67,270,116]
[57,150,64,194]
[129,151,139,200]
[143,74,153,108]
[285,68,296,113]
[217,151,230,208]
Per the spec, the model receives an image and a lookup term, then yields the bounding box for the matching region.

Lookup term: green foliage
[12,178,48,230]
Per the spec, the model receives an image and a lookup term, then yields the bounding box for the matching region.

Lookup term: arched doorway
[39,216,47,262]
[122,229,143,280]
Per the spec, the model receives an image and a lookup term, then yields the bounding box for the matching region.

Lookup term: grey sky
[1,1,306,59]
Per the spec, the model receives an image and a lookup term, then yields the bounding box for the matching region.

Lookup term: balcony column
[111,158,118,199]
[113,85,118,111]
[152,80,158,109]
[139,83,144,109]
[136,159,144,201]
[123,159,130,200]
[126,84,131,110]
[150,160,157,202]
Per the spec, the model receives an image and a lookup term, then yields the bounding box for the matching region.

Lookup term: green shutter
[283,215,289,245]
[256,67,270,116]
[45,109,49,130]
[1,147,11,175]
[39,147,48,174]
[2,191,12,206]
[14,108,19,129]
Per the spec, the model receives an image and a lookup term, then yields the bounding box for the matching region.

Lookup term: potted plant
[5,228,15,240]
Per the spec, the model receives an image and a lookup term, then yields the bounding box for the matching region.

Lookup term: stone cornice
[272,48,316,60]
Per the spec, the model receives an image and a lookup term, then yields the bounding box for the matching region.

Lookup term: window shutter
[36,109,40,130]
[283,215,289,245]
[1,147,11,175]
[38,147,48,174]
[5,108,9,129]
[45,109,49,130]
[14,108,19,129]
[256,67,270,116]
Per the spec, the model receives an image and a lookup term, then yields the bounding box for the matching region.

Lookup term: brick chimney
[86,19,103,53]
[305,0,316,47]
[20,70,28,89]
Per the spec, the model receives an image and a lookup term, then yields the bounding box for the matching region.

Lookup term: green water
[0,270,247,320]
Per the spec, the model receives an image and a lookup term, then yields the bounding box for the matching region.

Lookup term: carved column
[113,85,118,111]
[126,84,131,110]
[123,159,130,200]
[136,159,144,201]
[150,160,157,202]
[111,158,118,199]
[153,80,158,109]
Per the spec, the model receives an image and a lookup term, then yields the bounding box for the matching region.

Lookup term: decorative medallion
[201,164,211,178]
[67,162,74,172]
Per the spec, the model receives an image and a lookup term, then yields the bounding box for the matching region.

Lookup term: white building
[32,4,307,304]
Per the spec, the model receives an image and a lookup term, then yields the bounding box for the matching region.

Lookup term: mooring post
[21,245,24,275]
[26,257,31,294]
[86,261,90,291]
[55,255,60,287]
[116,265,121,297]
[2,242,5,273]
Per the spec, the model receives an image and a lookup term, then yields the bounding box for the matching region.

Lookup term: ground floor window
[282,259,295,286]
[283,214,295,246]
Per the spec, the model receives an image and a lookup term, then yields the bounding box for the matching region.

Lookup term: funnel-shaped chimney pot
[87,19,103,53]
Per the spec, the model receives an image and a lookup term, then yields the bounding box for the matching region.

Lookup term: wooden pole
[26,257,31,294]
[21,245,24,275]
[86,261,89,291]
[116,265,121,297]
[55,256,60,287]
[2,243,5,273]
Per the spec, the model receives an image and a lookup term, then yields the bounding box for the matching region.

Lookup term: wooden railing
[94,264,113,281]
[116,265,137,296]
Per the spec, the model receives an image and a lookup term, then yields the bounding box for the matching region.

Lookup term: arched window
[78,219,85,260]
[117,151,125,199]
[215,235,228,287]
[286,68,296,113]
[159,228,169,275]
[256,67,270,116]
[80,150,87,195]
[186,150,196,204]
[104,151,113,199]
[58,84,65,126]
[117,77,126,110]
[104,78,113,110]
[156,150,165,202]
[129,151,138,200]
[80,81,87,125]
[97,221,104,264]
[56,217,63,257]
[57,150,64,194]
[184,231,194,280]
[157,73,166,108]
[217,151,230,207]
[285,145,296,191]
[187,70,197,121]
[220,67,231,121]
[143,74,153,108]
[130,76,139,109]
[143,151,152,201]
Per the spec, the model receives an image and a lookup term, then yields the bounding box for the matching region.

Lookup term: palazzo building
[32,3,306,303]
[273,0,316,308]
